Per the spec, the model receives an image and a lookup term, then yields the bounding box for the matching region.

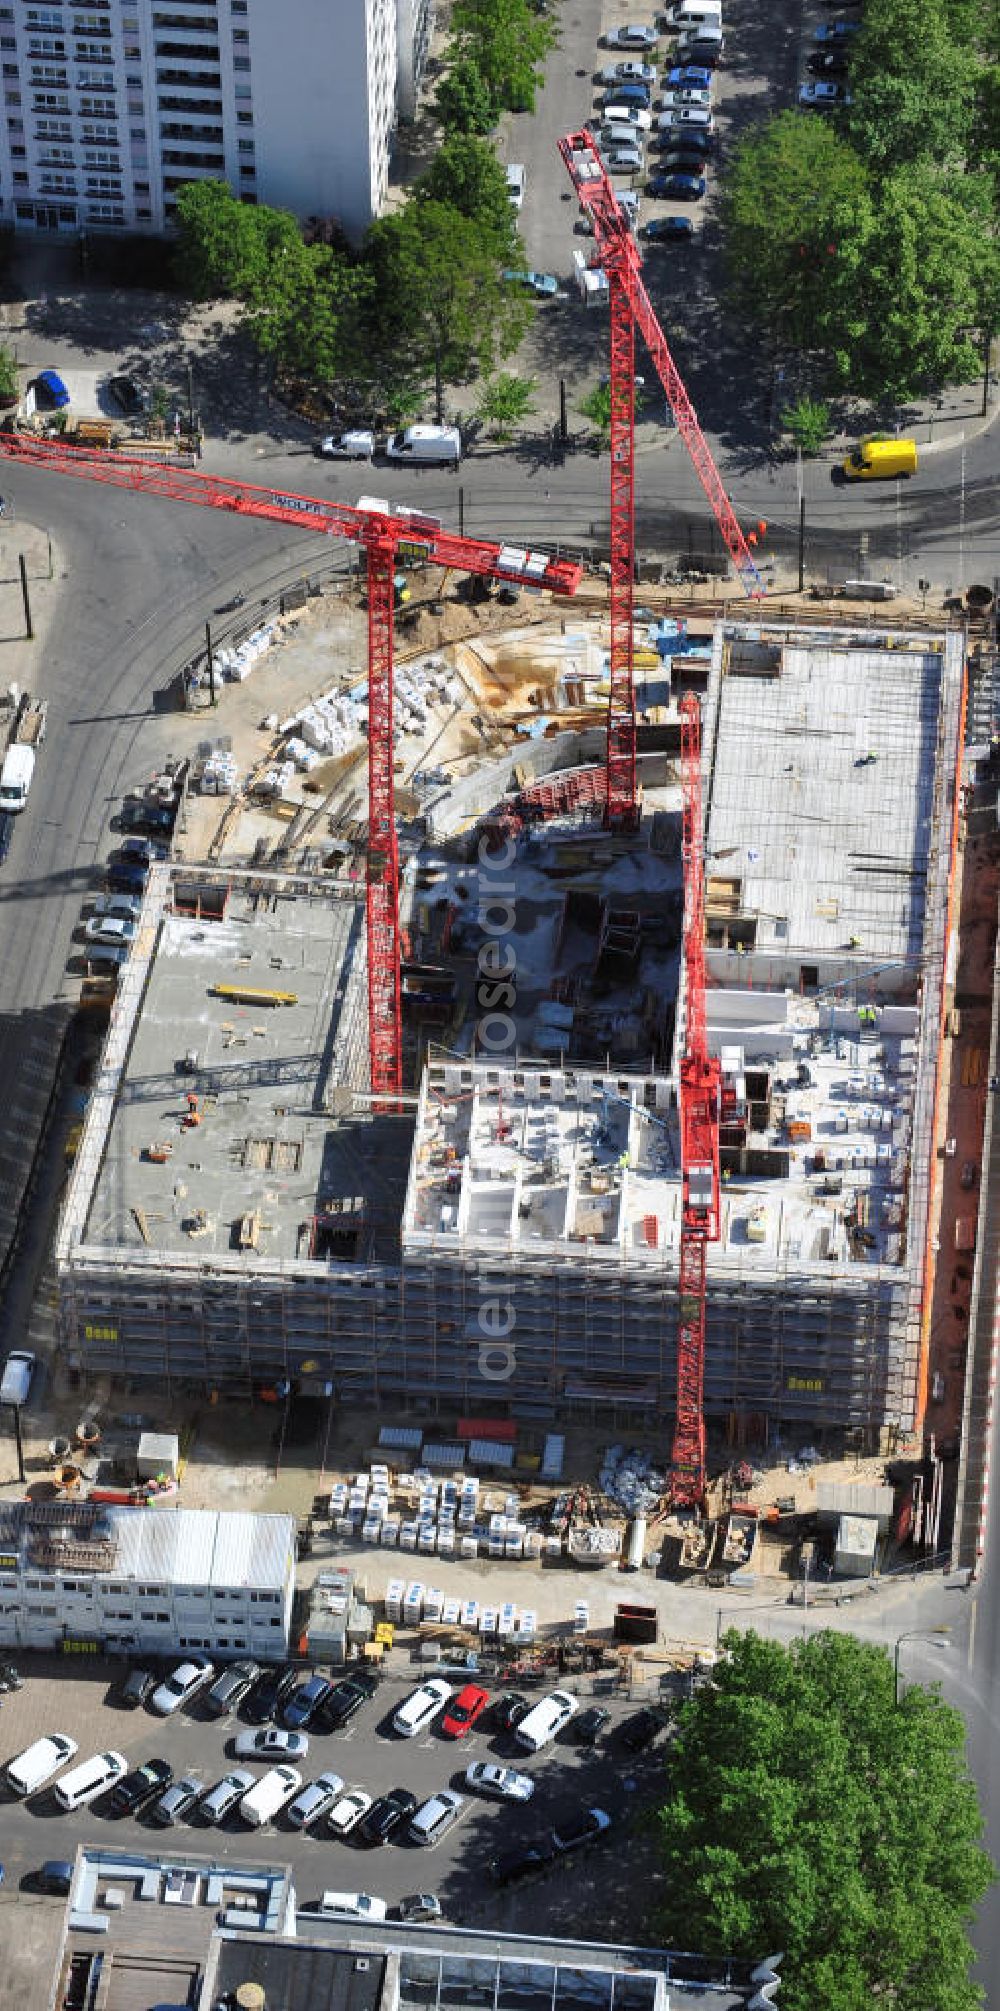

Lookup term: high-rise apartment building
[0,0,423,244]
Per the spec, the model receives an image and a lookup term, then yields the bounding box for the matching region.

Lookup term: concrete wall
[250,0,397,238]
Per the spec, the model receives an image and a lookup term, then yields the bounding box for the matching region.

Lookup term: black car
[551,1807,613,1853]
[358,1787,418,1847]
[490,1839,557,1885]
[572,1705,611,1746]
[107,865,148,896]
[32,1860,74,1896]
[807,47,850,73]
[117,796,175,836]
[620,1707,665,1753]
[315,1667,379,1731]
[653,128,712,155]
[284,1672,334,1731]
[204,1659,261,1719]
[111,836,168,866]
[107,374,148,418]
[119,1666,156,1709]
[491,1691,530,1734]
[111,1758,173,1816]
[243,1664,298,1726]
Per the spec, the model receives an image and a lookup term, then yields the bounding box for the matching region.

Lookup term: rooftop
[0,1498,294,1588]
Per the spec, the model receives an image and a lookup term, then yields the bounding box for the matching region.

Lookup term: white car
[465,1762,535,1802]
[657,105,713,129]
[659,87,712,108]
[505,163,526,210]
[286,1770,346,1829]
[91,892,142,921]
[233,1728,309,1761]
[318,1892,388,1922]
[605,23,659,48]
[318,429,374,460]
[601,102,653,128]
[6,1732,79,1798]
[84,915,137,946]
[599,59,656,82]
[54,1750,127,1811]
[393,1676,452,1738]
[149,1654,215,1716]
[327,1787,373,1835]
[240,1764,302,1828]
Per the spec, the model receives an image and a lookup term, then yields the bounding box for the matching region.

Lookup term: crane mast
[0,432,583,1099]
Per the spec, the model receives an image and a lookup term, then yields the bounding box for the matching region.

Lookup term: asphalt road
[0,1668,663,1932]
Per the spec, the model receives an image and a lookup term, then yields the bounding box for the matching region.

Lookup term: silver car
[150,1774,203,1826]
[286,1770,346,1830]
[233,1728,308,1761]
[149,1654,215,1716]
[200,1767,255,1825]
[465,1762,535,1803]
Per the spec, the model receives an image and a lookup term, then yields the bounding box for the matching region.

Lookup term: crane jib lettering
[267,492,330,519]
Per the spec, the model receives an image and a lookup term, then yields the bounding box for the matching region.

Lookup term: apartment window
[237,137,252,153]
[129,124,145,139]
[0,37,15,51]
[238,162,253,178]
[126,72,141,88]
[2,63,17,77]
[136,204,151,217]
[134,177,148,191]
[231,0,247,10]
[4,88,19,104]
[233,56,249,70]
[232,27,247,41]
[236,108,250,123]
[6,113,21,129]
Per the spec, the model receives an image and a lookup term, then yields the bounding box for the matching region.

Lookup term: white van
[505,163,526,210]
[54,1750,127,1811]
[393,1676,452,1738]
[240,1764,302,1828]
[666,3,722,28]
[385,424,462,469]
[318,1892,388,1922]
[7,1732,78,1798]
[514,1690,579,1753]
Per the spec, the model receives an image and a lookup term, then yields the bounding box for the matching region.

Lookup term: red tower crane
[0,432,583,1098]
[673,692,721,1507]
[558,128,764,832]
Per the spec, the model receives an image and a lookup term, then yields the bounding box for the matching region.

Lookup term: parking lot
[0,1660,672,1935]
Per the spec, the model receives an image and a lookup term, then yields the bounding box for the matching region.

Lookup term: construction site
[1,132,972,1520]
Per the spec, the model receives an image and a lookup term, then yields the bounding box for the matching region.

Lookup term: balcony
[156,69,220,87]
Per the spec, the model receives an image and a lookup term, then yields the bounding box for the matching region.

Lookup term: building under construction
[57,615,965,1446]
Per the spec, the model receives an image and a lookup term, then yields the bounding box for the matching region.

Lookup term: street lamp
[893,1626,951,1705]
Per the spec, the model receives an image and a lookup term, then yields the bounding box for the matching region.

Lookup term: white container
[460,1599,479,1630]
[480,1607,497,1635]
[385,1579,405,1622]
[460,1535,479,1559]
[381,1517,400,1548]
[399,1522,418,1552]
[443,1597,462,1627]
[424,1585,443,1621]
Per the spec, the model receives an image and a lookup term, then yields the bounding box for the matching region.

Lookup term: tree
[845,0,979,171]
[0,344,18,405]
[448,0,555,115]
[416,136,520,258]
[433,55,496,135]
[477,371,538,437]
[578,382,612,439]
[813,161,1000,397]
[365,199,531,419]
[781,396,831,453]
[653,1630,993,2011]
[723,114,870,346]
[173,179,265,298]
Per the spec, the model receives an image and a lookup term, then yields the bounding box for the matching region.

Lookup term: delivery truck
[0,689,47,814]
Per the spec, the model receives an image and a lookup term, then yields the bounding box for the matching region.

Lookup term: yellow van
[842,436,918,481]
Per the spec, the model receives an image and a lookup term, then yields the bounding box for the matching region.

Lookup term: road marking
[968,1596,977,1667]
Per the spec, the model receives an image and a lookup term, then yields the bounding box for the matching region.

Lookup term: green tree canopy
[365,198,531,418]
[723,113,869,345]
[444,0,555,121]
[173,179,265,298]
[845,0,978,173]
[433,55,496,135]
[654,1629,993,2011]
[416,136,520,258]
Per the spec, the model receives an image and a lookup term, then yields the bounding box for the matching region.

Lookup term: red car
[441,1683,490,1739]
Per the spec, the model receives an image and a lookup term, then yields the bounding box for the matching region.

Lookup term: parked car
[200,1768,255,1825]
[317,429,375,460]
[441,1684,490,1739]
[93,892,143,923]
[643,214,695,239]
[601,101,653,127]
[107,863,148,896]
[107,374,148,418]
[655,128,713,155]
[34,369,70,409]
[572,1706,611,1746]
[150,1775,203,1826]
[675,31,724,62]
[501,268,559,298]
[316,1892,388,1921]
[808,47,850,73]
[410,1789,464,1846]
[54,1751,127,1811]
[465,1762,535,1802]
[233,1728,309,1761]
[317,1667,380,1731]
[799,79,851,105]
[659,87,711,108]
[111,1758,173,1817]
[619,1707,665,1753]
[327,1787,373,1835]
[551,1807,613,1853]
[813,18,860,37]
[358,1787,419,1846]
[119,1667,156,1709]
[599,59,656,82]
[31,1861,74,1896]
[515,1691,579,1752]
[150,1656,215,1716]
[112,835,168,865]
[604,23,659,48]
[491,1692,529,1734]
[84,915,137,947]
[240,1764,302,1828]
[205,1660,261,1719]
[244,1665,298,1726]
[6,1733,79,1798]
[961,1160,979,1189]
[397,1894,443,1924]
[286,1770,346,1830]
[665,63,713,87]
[601,80,652,105]
[654,171,705,199]
[657,105,713,129]
[602,146,645,172]
[117,796,174,835]
[284,1673,334,1731]
[393,1678,452,1738]
[490,1839,557,1885]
